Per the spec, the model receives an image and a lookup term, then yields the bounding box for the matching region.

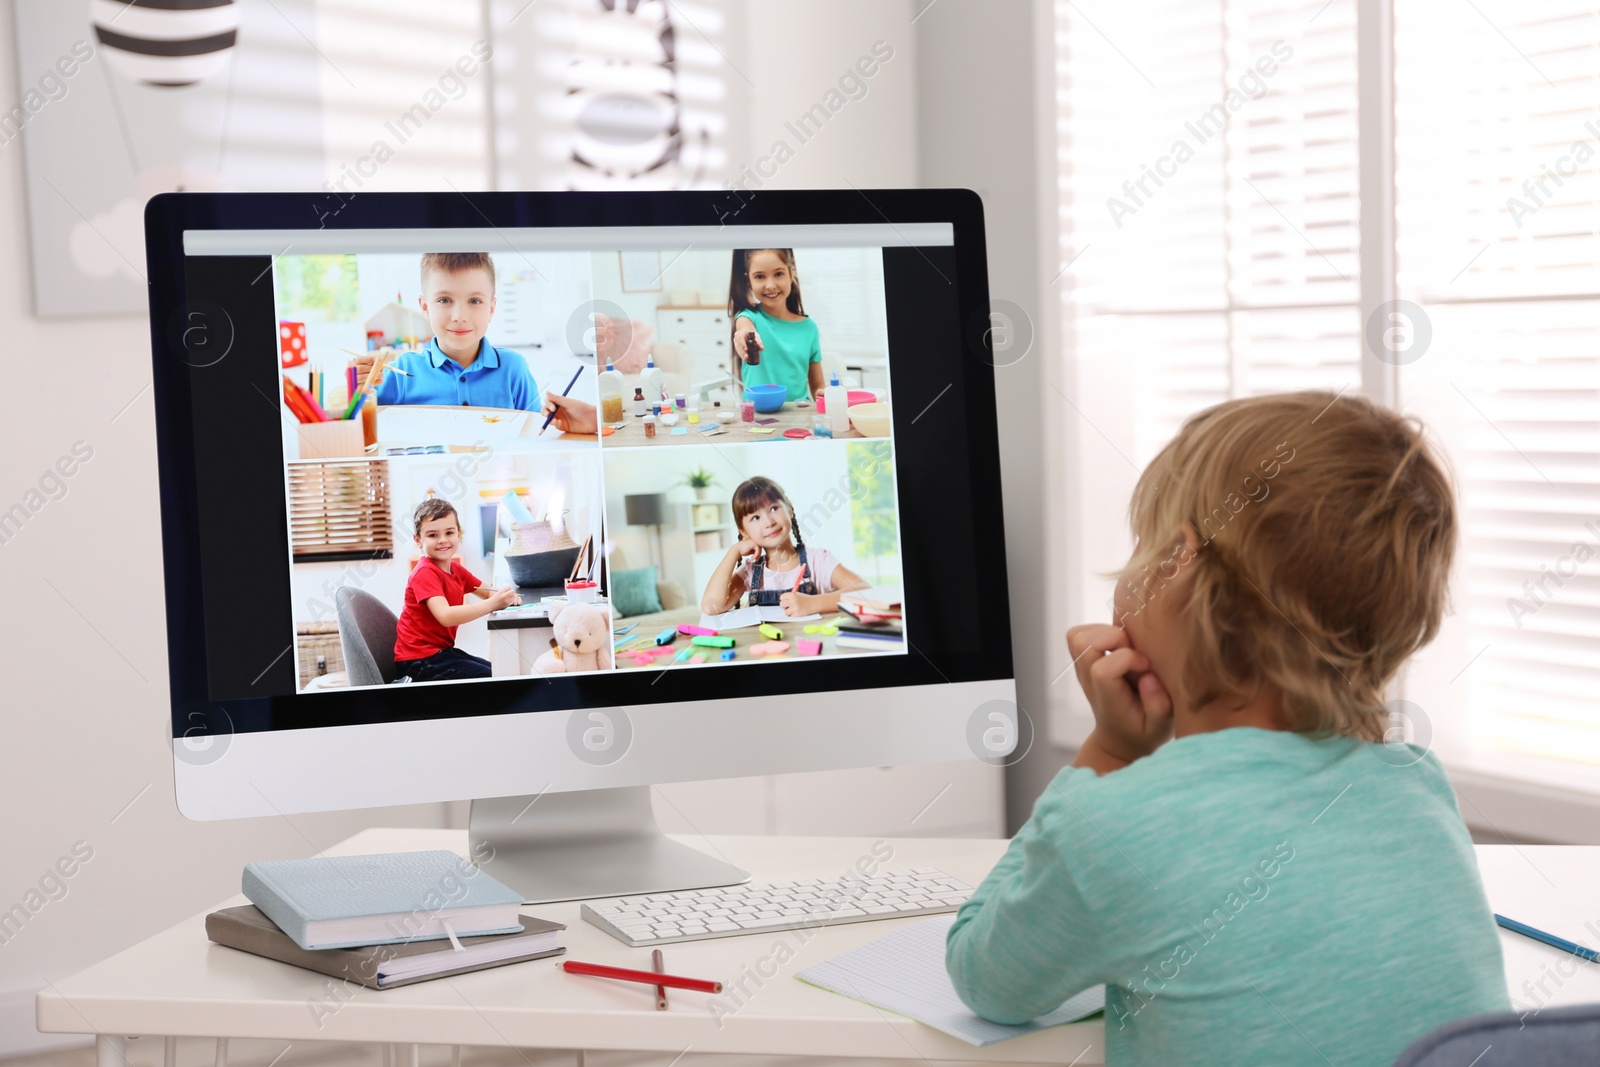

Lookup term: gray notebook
[795,915,1105,1046]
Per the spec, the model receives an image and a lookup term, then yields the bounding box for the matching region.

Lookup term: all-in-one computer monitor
[148,189,1016,902]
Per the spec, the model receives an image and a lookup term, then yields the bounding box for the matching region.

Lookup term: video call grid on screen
[168,206,1004,742]
[233,228,916,697]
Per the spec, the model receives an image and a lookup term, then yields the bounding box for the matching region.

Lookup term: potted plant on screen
[682,466,718,501]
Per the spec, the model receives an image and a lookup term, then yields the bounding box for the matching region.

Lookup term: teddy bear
[533,600,614,674]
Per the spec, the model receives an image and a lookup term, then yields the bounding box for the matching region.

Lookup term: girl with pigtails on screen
[701,476,868,618]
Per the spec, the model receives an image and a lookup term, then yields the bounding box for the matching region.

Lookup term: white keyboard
[580,867,974,947]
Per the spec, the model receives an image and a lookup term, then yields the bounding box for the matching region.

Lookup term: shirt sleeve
[807,547,840,592]
[808,321,822,364]
[455,561,483,592]
[408,563,446,603]
[946,767,1110,1024]
[374,363,401,405]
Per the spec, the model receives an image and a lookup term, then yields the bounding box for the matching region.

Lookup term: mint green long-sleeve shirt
[946,728,1509,1066]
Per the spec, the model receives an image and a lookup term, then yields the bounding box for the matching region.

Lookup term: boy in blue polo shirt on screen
[359,252,539,410]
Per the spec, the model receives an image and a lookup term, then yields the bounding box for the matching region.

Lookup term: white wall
[0,6,453,1054]
[912,0,1075,831]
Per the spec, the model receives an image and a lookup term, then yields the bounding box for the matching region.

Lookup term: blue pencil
[1494,914,1600,963]
[540,365,585,435]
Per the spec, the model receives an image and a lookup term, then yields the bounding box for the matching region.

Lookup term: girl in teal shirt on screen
[729,248,823,401]
[946,392,1510,1067]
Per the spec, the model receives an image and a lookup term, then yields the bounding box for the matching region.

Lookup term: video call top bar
[184,223,956,256]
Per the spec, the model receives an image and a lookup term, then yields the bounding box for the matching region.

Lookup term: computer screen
[149,191,1015,827]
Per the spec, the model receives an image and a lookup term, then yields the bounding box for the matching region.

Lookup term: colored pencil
[652,949,668,1010]
[1495,914,1600,963]
[343,352,387,419]
[559,960,722,994]
[539,365,585,435]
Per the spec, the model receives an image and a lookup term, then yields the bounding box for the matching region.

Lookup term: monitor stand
[468,785,751,904]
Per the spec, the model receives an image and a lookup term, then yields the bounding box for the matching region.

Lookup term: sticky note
[759,623,783,640]
[756,418,779,425]
[797,639,822,656]
[720,649,736,661]
[671,426,689,435]
[748,427,776,435]
[692,635,735,648]
[750,641,789,656]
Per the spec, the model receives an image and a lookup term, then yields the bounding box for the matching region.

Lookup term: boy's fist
[490,585,521,610]
[1066,623,1174,765]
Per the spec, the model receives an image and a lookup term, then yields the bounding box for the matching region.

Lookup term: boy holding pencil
[353,252,540,410]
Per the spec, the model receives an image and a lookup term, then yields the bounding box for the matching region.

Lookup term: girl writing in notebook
[701,476,868,618]
[945,391,1509,1066]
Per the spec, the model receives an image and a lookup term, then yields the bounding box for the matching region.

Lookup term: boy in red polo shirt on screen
[393,498,520,682]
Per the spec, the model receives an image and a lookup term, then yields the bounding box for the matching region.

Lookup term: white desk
[37,831,1600,1067]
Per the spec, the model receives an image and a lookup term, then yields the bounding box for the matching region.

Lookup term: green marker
[691,635,735,648]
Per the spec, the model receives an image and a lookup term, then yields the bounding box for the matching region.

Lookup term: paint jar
[674,393,687,411]
[740,399,756,422]
[715,401,735,425]
[643,414,657,439]
[565,580,598,604]
[812,414,833,439]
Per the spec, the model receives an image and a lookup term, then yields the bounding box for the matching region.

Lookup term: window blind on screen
[289,460,394,562]
[1395,0,1600,772]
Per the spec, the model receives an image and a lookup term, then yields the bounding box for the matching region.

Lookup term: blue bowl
[743,384,788,413]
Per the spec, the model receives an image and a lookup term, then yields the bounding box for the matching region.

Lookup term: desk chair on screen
[335,587,400,687]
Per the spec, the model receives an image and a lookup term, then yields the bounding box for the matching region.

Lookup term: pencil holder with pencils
[294,419,366,460]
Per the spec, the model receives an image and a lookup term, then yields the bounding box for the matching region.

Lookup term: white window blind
[1054,0,1362,732]
[1394,0,1600,782]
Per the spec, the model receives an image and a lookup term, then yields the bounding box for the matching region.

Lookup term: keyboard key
[707,921,740,932]
[735,916,792,930]
[862,905,896,914]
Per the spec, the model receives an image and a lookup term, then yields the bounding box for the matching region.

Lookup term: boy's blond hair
[1119,390,1456,742]
[420,252,495,293]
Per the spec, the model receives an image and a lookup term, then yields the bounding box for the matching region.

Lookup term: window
[1394,0,1600,788]
[290,460,394,562]
[1052,0,1600,794]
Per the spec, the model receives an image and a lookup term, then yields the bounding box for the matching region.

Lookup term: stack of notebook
[839,587,904,650]
[207,850,564,989]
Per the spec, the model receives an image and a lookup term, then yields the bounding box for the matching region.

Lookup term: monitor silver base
[468,785,751,904]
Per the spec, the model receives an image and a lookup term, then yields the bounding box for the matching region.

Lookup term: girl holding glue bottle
[729,249,825,402]
[701,476,869,617]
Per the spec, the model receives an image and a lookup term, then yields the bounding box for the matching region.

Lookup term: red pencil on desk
[560,960,722,993]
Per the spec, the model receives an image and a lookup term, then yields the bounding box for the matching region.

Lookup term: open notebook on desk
[700,605,821,630]
[795,914,1105,1047]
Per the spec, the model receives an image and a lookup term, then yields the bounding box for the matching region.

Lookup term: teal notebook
[242,850,525,951]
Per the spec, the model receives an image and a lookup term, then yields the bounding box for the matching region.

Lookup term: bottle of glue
[640,355,665,404]
[824,372,849,435]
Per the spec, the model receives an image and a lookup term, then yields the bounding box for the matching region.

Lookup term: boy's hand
[489,585,520,610]
[1066,623,1174,764]
[541,392,597,434]
[352,352,390,388]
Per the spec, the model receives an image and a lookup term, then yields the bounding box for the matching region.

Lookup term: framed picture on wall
[618,250,663,292]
